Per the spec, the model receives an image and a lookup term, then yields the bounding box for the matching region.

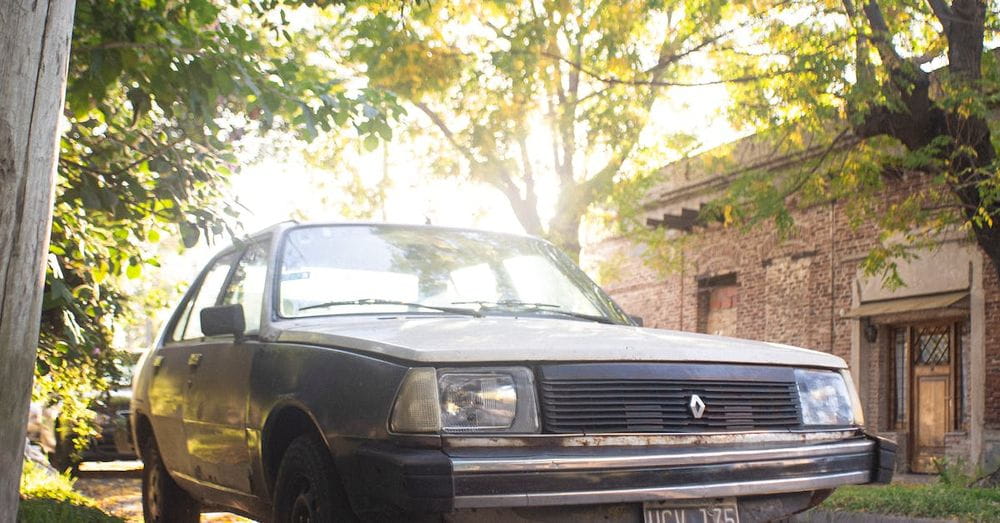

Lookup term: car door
[148,251,238,480]
[183,240,270,497]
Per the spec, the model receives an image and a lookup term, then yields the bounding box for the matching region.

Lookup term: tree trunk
[846,1,1000,277]
[947,113,1000,279]
[856,104,1000,280]
[549,188,587,261]
[0,0,76,518]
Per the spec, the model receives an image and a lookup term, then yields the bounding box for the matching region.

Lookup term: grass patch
[822,484,1000,521]
[18,498,123,523]
[18,460,123,523]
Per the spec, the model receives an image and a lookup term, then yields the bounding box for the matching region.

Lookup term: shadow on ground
[74,461,253,522]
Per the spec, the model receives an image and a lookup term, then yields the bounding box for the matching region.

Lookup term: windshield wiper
[299,298,483,317]
[454,299,567,309]
[453,300,614,324]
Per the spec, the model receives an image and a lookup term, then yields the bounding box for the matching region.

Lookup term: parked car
[28,369,137,472]
[131,222,895,523]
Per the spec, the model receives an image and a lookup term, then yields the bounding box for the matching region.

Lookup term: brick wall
[597,201,844,354]
[585,172,1000,439]
[985,258,1000,428]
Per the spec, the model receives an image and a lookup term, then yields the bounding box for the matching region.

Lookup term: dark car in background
[131,222,894,522]
[28,381,137,472]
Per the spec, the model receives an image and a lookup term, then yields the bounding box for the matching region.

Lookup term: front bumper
[353,433,896,514]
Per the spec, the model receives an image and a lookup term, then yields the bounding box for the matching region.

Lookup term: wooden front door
[910,324,953,473]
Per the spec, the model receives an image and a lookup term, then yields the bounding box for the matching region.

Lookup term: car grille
[539,366,802,433]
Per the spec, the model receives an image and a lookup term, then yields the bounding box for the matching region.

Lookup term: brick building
[584,137,1000,474]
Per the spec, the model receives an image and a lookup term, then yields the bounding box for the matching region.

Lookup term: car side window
[220,241,270,333]
[171,252,238,341]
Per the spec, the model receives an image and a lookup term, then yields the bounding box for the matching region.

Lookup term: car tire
[49,438,80,475]
[49,419,81,475]
[141,437,199,523]
[272,433,356,523]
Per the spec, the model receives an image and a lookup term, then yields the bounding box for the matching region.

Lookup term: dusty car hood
[272,316,846,369]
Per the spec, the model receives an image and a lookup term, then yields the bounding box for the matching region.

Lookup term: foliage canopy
[335,0,738,256]
[41,0,397,446]
[612,0,1000,285]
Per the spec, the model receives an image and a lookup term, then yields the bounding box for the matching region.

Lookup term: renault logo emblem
[689,394,706,419]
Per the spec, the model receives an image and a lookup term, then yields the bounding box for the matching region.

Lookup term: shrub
[18,460,122,523]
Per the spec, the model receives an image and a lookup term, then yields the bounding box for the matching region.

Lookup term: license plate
[643,499,739,523]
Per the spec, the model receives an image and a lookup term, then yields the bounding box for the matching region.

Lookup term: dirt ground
[74,461,253,522]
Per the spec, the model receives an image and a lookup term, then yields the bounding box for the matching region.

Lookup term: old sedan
[131,222,894,522]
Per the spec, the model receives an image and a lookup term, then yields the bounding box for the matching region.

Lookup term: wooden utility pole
[0,0,76,518]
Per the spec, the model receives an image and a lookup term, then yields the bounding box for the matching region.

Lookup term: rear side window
[220,242,270,333]
[171,253,237,341]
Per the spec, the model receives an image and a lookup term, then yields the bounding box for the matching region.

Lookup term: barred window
[890,327,907,430]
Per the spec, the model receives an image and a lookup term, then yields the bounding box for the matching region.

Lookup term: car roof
[258,221,544,243]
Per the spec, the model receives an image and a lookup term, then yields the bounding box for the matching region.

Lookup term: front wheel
[141,437,199,523]
[272,434,356,523]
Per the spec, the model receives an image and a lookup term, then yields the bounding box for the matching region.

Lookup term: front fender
[248,343,412,501]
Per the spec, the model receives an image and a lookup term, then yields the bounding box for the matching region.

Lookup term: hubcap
[147,462,162,520]
[290,477,317,523]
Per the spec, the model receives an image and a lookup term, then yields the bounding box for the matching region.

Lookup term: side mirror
[200,304,246,339]
[629,315,644,327]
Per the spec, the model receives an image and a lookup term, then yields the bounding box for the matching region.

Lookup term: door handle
[188,352,203,368]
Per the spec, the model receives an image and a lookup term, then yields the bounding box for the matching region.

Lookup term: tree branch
[516,135,538,218]
[545,90,564,177]
[59,158,110,178]
[860,0,905,68]
[414,102,543,234]
[842,0,877,90]
[539,49,819,88]
[107,136,187,177]
[646,28,735,75]
[945,0,986,80]
[577,30,679,202]
[558,22,581,187]
[925,0,955,33]
[73,41,203,55]
[414,102,480,168]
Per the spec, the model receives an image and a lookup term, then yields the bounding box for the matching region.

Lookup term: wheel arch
[132,411,155,457]
[260,401,332,495]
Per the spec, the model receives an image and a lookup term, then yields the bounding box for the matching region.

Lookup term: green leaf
[41,0,404,454]
[179,222,200,248]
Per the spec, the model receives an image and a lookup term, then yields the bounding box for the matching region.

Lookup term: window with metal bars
[889,327,907,430]
[913,324,950,365]
[956,323,967,431]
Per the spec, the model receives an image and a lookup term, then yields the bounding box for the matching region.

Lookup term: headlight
[841,370,865,426]
[794,369,855,426]
[390,367,539,434]
[439,372,517,431]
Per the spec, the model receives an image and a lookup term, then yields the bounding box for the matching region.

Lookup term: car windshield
[277,225,624,323]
